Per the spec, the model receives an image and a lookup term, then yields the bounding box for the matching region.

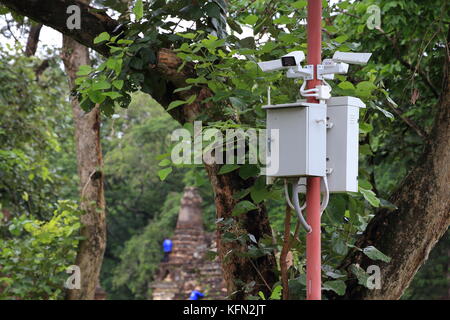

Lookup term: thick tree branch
[0,0,221,123]
[1,0,117,56]
[25,23,42,57]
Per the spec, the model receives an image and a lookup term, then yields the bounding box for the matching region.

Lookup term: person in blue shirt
[188,290,205,300]
[162,238,173,262]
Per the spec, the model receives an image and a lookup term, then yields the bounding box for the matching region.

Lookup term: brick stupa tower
[150,187,226,300]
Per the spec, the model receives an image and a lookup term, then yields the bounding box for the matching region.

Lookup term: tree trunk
[204,164,277,299]
[337,35,450,299]
[61,35,106,300]
[25,23,42,57]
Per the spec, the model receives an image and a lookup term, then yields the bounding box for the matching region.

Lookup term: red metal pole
[306,0,322,300]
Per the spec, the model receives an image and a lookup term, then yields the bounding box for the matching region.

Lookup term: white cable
[285,178,307,211]
[292,183,312,233]
[299,80,319,98]
[320,175,330,215]
[322,79,332,91]
[284,179,295,210]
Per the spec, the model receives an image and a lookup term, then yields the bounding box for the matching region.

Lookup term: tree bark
[280,205,292,300]
[25,23,42,57]
[61,35,106,300]
[204,165,277,299]
[337,33,450,299]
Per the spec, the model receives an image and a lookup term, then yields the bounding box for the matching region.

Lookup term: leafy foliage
[0,45,77,219]
[1,0,448,300]
[0,200,82,299]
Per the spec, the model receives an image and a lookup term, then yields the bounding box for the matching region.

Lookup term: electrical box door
[326,96,365,192]
[264,102,327,178]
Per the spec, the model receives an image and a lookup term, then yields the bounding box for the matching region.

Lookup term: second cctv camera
[258,51,305,72]
[332,51,372,65]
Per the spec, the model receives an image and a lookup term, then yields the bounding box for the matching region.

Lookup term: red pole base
[306,176,321,300]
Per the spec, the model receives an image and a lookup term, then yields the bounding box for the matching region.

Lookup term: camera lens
[281,56,296,67]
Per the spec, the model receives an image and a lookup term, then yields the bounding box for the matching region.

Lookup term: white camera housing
[332,51,372,65]
[317,59,349,79]
[257,51,305,72]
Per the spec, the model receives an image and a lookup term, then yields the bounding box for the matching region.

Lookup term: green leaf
[332,239,348,255]
[204,2,221,19]
[379,198,398,210]
[22,192,29,202]
[363,246,392,263]
[133,0,144,20]
[359,187,380,207]
[269,285,282,300]
[288,275,306,300]
[166,100,186,111]
[356,81,376,96]
[158,159,171,166]
[92,80,111,91]
[80,97,95,111]
[185,94,197,104]
[359,122,373,134]
[157,167,172,181]
[338,81,355,91]
[94,32,110,44]
[239,37,256,49]
[243,14,258,25]
[359,144,373,155]
[323,280,346,296]
[76,65,93,76]
[334,35,349,43]
[232,188,250,200]
[227,17,243,34]
[232,200,257,216]
[75,76,87,85]
[238,164,259,180]
[273,16,295,25]
[87,90,106,104]
[250,189,267,204]
[186,77,208,84]
[177,32,197,39]
[103,91,122,100]
[156,153,170,161]
[166,95,196,111]
[112,80,124,90]
[358,179,372,190]
[350,264,370,287]
[292,0,307,9]
[173,85,192,93]
[218,164,240,174]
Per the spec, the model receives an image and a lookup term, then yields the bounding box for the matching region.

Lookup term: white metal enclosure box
[326,96,366,192]
[263,102,327,178]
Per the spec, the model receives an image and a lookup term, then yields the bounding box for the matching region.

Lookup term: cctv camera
[281,51,305,66]
[258,51,305,72]
[332,51,372,65]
